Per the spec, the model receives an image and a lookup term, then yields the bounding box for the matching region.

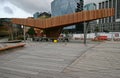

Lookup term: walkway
[0,41,120,78]
[64,41,120,78]
[0,41,96,78]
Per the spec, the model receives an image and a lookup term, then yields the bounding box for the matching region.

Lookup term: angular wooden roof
[12,8,114,29]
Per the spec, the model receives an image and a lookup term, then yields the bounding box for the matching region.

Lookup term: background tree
[27,27,36,38]
[0,19,3,26]
[0,18,12,39]
[94,26,100,37]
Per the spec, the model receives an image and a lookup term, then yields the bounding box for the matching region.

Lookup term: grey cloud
[1,0,102,15]
[0,0,6,4]
[3,6,14,14]
[7,0,53,14]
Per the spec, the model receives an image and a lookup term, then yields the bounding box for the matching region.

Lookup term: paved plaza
[0,41,120,78]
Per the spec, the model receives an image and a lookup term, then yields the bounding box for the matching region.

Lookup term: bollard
[54,40,58,43]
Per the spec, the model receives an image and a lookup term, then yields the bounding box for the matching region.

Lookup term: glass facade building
[84,3,96,10]
[84,3,97,33]
[51,0,80,16]
[33,12,40,19]
[51,0,84,33]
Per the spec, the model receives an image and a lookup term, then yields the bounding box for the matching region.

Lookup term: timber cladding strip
[12,8,114,29]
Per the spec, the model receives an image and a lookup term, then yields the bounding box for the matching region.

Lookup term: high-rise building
[33,12,51,19]
[116,0,120,19]
[33,12,40,19]
[51,0,84,33]
[51,0,80,16]
[98,0,120,32]
[84,3,97,33]
[84,3,96,10]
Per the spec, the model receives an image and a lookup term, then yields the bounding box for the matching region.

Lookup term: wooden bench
[0,43,25,51]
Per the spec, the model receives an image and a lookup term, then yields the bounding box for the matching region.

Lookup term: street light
[109,23,114,41]
[21,25,26,42]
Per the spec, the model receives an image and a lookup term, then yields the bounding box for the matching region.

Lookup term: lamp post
[21,25,26,42]
[84,22,87,44]
[111,23,114,41]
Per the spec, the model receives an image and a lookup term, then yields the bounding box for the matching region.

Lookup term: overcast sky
[0,0,104,18]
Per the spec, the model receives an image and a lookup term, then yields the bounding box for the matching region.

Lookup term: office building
[84,3,97,33]
[51,0,80,16]
[98,0,120,32]
[51,0,84,33]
